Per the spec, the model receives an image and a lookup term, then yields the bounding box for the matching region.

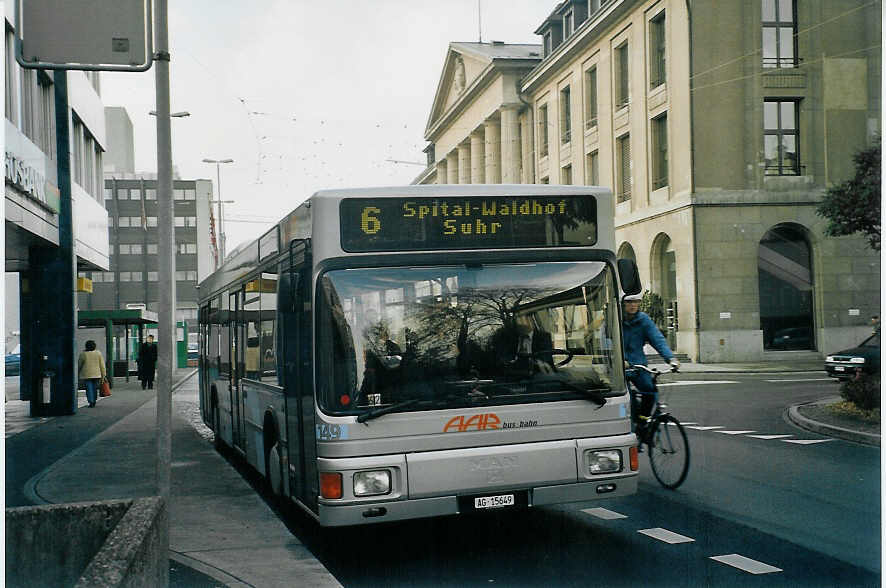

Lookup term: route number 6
[361,207,381,235]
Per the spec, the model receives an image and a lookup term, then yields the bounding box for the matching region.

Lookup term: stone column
[520,109,536,184]
[500,106,521,184]
[484,118,501,184]
[470,130,485,184]
[446,151,459,184]
[436,160,447,184]
[457,143,471,184]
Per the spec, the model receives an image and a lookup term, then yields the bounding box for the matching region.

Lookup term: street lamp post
[202,158,234,260]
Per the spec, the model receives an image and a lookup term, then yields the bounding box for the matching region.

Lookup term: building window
[119,272,132,282]
[184,189,196,200]
[117,189,129,200]
[147,244,158,254]
[145,189,157,200]
[146,216,158,227]
[21,69,36,140]
[148,272,158,282]
[651,114,668,189]
[561,164,572,185]
[649,12,666,88]
[762,0,796,68]
[37,73,55,157]
[131,271,143,282]
[584,66,598,129]
[543,31,553,57]
[130,189,141,200]
[764,100,799,175]
[559,86,571,144]
[104,187,113,201]
[538,103,549,157]
[130,244,143,255]
[758,223,814,350]
[563,9,574,37]
[616,133,632,202]
[175,271,187,281]
[119,244,131,255]
[5,27,17,124]
[586,150,599,185]
[174,189,185,200]
[108,216,114,228]
[118,216,131,227]
[615,42,629,108]
[175,217,185,227]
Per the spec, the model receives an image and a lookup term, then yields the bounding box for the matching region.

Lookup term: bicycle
[627,364,690,490]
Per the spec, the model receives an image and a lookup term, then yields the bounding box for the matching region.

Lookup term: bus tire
[268,442,284,498]
[213,402,223,451]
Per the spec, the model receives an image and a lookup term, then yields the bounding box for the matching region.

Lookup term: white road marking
[685,425,724,430]
[638,528,695,544]
[747,434,794,440]
[667,421,697,426]
[658,380,740,387]
[582,507,627,520]
[781,439,834,445]
[715,430,756,435]
[764,378,835,382]
[710,554,782,574]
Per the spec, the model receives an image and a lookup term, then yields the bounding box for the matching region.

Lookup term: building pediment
[425,42,542,139]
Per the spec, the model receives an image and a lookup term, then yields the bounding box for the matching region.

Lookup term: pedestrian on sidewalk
[138,335,158,390]
[78,340,106,408]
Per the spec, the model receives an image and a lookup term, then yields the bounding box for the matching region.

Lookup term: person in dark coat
[138,335,158,389]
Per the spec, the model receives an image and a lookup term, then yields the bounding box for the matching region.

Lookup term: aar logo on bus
[443,413,501,433]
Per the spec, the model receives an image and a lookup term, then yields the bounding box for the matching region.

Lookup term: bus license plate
[474,494,515,509]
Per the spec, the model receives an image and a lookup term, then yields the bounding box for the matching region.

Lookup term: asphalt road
[270,372,880,587]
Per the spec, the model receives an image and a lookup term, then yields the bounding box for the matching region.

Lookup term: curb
[786,398,881,447]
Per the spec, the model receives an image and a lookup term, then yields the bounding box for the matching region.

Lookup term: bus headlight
[353,470,391,496]
[850,357,865,364]
[587,450,622,474]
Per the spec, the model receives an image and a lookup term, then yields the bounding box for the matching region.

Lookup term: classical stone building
[417,0,881,362]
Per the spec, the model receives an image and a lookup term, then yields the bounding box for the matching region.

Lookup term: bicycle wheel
[648,414,690,489]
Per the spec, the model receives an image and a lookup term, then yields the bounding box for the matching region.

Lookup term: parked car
[5,344,21,376]
[825,331,880,380]
[770,327,813,350]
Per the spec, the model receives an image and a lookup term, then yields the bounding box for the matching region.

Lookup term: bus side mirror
[617,259,642,295]
[278,271,299,313]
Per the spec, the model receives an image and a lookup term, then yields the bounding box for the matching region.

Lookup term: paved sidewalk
[15,370,340,588]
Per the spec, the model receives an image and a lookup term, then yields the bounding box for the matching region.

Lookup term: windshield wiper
[356,398,427,423]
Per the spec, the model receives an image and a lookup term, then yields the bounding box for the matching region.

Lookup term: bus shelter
[77,309,158,387]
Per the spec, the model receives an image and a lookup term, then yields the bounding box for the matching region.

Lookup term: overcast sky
[100,0,553,250]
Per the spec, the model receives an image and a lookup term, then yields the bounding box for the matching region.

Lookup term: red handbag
[100,379,111,397]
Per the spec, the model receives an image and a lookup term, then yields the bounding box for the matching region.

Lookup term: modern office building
[417,0,881,362]
[77,174,217,351]
[5,5,110,408]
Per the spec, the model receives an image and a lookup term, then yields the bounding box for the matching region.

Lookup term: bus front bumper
[316,473,637,527]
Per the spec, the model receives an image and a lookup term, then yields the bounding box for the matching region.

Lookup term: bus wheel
[267,442,284,498]
[213,403,223,451]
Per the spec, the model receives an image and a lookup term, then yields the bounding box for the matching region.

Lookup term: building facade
[417,0,881,362]
[78,175,217,350]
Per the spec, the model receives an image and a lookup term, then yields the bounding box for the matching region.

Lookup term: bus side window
[219,293,231,378]
[260,271,278,383]
[276,270,300,386]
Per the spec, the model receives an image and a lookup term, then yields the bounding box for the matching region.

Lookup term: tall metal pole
[215,162,226,260]
[154,0,174,568]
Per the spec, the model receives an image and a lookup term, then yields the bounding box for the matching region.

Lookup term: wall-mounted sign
[848,309,860,316]
[5,151,59,212]
[719,312,732,319]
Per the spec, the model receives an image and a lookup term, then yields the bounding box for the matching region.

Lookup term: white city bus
[198,184,644,526]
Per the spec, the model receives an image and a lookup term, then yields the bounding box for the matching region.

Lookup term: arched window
[617,242,636,263]
[758,223,815,350]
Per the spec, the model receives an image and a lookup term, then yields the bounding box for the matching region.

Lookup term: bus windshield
[316,262,624,417]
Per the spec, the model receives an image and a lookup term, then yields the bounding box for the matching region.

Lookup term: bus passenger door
[229,291,246,451]
[280,265,312,509]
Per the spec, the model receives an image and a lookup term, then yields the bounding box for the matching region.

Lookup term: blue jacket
[623,311,674,366]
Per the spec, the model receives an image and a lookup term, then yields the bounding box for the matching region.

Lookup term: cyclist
[622,293,679,438]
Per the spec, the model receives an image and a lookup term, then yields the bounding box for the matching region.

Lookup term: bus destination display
[340,195,597,252]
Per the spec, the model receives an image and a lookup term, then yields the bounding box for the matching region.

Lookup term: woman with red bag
[78,340,107,408]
